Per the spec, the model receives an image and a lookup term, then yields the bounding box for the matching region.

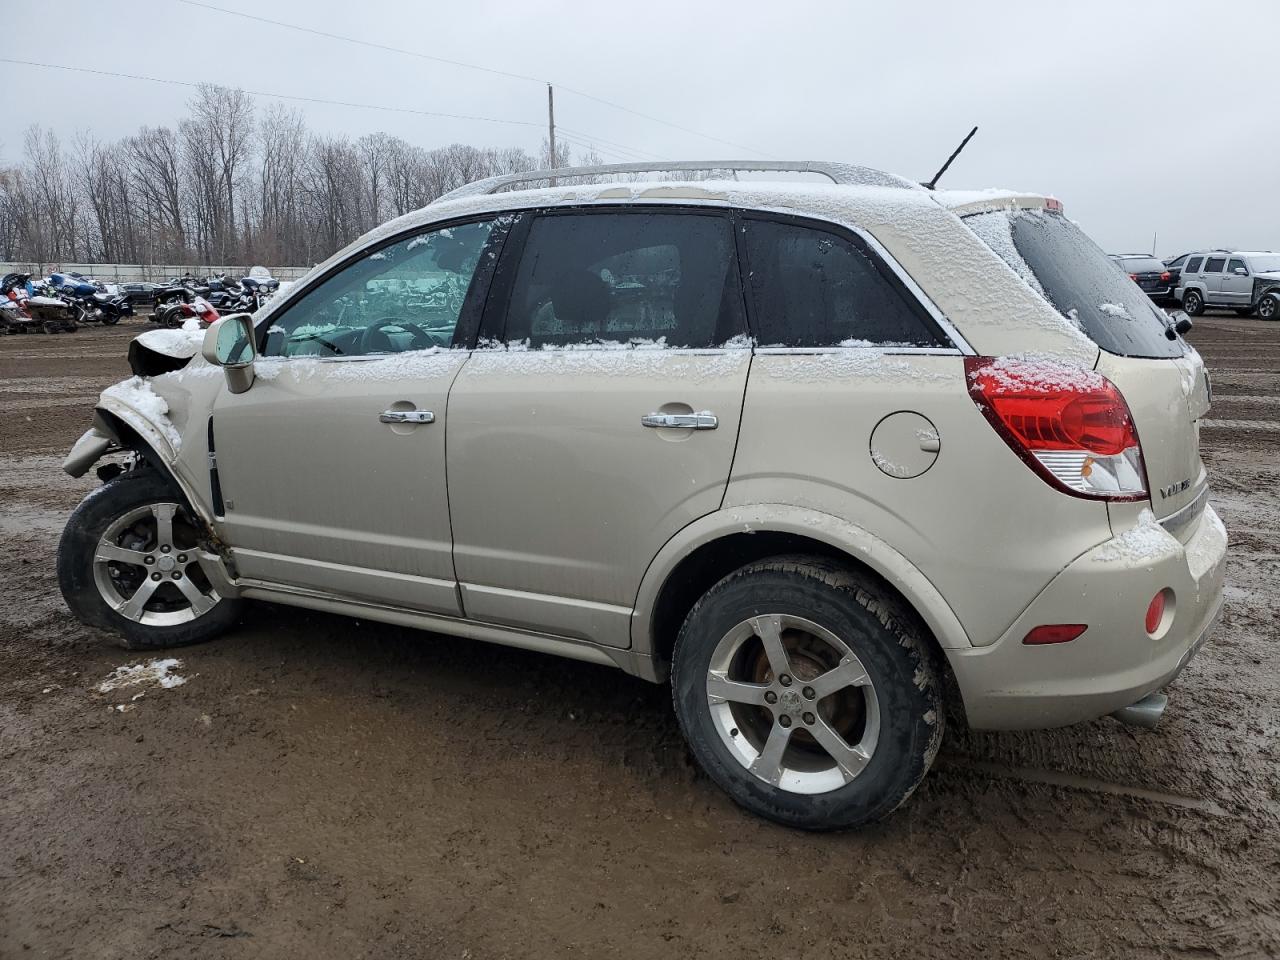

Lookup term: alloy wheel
[91,502,222,626]
[705,614,880,795]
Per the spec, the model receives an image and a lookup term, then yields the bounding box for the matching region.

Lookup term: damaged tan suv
[58,161,1227,830]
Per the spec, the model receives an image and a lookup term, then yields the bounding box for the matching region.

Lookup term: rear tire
[671,557,944,831]
[58,469,242,649]
[1182,289,1205,316]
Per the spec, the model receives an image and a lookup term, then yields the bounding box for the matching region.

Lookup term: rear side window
[501,211,744,348]
[1204,257,1226,273]
[741,218,944,347]
[966,209,1184,359]
[1186,256,1203,273]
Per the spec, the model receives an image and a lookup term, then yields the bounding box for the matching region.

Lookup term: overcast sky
[3,0,1275,258]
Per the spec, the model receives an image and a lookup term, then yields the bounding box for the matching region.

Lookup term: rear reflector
[1145,591,1168,634]
[966,357,1148,501]
[1023,624,1088,645]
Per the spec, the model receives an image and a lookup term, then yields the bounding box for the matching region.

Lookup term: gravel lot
[1,316,1277,959]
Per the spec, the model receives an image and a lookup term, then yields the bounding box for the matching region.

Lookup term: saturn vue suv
[56,161,1227,830]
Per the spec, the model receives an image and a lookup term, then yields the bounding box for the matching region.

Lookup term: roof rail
[434,160,919,203]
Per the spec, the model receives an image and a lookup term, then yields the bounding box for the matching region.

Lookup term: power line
[172,0,776,158]
[558,126,668,161]
[0,58,542,128]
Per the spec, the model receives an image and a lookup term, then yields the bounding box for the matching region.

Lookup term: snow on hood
[133,318,206,360]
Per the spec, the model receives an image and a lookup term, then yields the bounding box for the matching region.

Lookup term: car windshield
[966,209,1184,359]
[1248,255,1280,273]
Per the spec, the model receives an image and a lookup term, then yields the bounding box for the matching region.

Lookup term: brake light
[1128,273,1139,281]
[966,357,1148,500]
[1160,271,1171,282]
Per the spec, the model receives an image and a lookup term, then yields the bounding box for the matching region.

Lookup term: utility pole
[547,83,557,186]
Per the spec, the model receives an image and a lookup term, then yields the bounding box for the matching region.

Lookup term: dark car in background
[1110,254,1175,304]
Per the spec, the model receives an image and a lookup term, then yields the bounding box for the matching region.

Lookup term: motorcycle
[1,273,80,334]
[47,272,133,324]
[152,295,221,329]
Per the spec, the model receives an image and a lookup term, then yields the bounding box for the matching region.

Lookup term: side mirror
[1234,267,1248,276]
[201,313,256,394]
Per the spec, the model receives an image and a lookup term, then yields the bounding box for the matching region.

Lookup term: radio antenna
[923,126,978,190]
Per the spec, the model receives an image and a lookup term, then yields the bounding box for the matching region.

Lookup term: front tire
[671,557,944,831]
[1259,294,1279,322]
[1182,289,1205,316]
[57,469,242,649]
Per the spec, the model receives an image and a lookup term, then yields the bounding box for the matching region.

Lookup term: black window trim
[1203,256,1227,274]
[476,203,751,352]
[254,211,515,357]
[737,210,965,354]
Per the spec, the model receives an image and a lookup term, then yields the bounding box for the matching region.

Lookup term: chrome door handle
[379,410,435,424]
[641,412,718,430]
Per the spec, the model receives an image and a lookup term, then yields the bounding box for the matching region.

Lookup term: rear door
[1200,256,1227,303]
[446,207,751,647]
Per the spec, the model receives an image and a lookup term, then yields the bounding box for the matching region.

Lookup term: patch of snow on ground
[101,376,183,450]
[97,658,188,693]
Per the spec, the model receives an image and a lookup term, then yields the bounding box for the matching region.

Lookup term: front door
[447,208,751,647]
[210,218,504,614]
[1220,257,1251,306]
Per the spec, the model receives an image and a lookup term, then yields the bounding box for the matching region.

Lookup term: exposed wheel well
[649,531,964,722]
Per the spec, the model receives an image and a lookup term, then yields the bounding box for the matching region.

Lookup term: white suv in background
[57,161,1227,830]
[1177,250,1280,319]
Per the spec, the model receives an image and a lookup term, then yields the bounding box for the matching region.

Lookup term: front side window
[1228,258,1247,274]
[1186,256,1203,273]
[501,211,744,348]
[1203,257,1226,273]
[741,218,943,348]
[263,219,496,358]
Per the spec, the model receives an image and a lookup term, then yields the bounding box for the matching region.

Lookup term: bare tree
[0,89,587,267]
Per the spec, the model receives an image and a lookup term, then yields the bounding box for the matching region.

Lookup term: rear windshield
[1116,257,1164,273]
[966,209,1184,359]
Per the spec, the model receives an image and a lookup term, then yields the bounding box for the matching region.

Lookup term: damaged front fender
[62,425,114,478]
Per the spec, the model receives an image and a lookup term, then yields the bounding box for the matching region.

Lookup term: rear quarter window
[740,217,945,348]
[965,209,1184,359]
[1185,256,1203,273]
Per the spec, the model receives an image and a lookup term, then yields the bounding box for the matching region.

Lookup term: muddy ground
[1,317,1277,959]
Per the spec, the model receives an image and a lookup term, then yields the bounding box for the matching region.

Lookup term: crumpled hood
[129,325,206,377]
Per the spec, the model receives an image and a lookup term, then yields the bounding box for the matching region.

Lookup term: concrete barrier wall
[0,262,312,283]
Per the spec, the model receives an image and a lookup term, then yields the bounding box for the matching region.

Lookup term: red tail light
[1160,271,1171,282]
[1128,273,1139,281]
[966,357,1148,500]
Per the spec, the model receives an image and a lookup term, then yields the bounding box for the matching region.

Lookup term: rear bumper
[947,504,1228,730]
